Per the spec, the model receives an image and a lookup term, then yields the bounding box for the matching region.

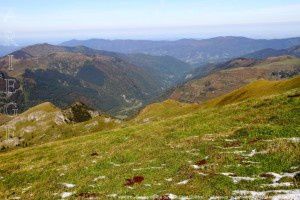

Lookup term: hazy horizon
[1,0,300,45]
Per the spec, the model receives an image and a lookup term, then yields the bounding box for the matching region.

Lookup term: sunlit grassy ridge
[0,102,121,149]
[0,77,299,199]
[205,76,300,107]
[171,56,300,104]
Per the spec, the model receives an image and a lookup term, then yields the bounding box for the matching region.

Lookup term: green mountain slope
[119,53,193,87]
[0,77,299,199]
[243,45,300,60]
[170,56,300,103]
[0,44,190,118]
[0,102,121,150]
[205,76,300,107]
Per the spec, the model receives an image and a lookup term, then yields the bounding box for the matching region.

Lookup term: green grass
[204,76,300,107]
[0,102,121,149]
[0,77,299,199]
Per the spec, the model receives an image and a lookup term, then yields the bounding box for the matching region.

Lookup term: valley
[0,44,192,118]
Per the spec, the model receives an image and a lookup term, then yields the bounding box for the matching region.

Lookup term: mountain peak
[9,43,66,59]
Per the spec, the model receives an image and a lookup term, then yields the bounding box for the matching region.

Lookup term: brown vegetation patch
[195,159,207,166]
[260,173,275,179]
[248,138,259,144]
[90,152,99,156]
[224,141,241,147]
[124,176,144,186]
[288,93,300,98]
[155,195,171,200]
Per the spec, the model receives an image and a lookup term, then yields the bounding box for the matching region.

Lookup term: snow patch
[185,74,193,79]
[93,176,106,181]
[165,178,173,182]
[177,179,189,185]
[133,167,163,171]
[61,183,75,188]
[191,165,201,169]
[61,192,74,199]
[221,173,257,183]
[232,189,300,200]
[263,171,299,183]
[198,172,208,176]
[261,182,293,188]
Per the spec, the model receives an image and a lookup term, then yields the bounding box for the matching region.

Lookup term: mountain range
[2,41,300,117]
[62,36,300,65]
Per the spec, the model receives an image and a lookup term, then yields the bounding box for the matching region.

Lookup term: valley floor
[0,78,299,199]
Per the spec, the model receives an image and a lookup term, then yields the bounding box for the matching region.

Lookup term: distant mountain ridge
[61,36,300,64]
[243,45,300,60]
[0,45,20,57]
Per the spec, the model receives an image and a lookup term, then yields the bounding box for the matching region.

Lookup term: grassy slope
[205,76,300,107]
[0,114,11,126]
[170,56,300,103]
[0,78,299,199]
[0,102,120,149]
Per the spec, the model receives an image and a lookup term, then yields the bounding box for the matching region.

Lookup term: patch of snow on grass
[133,167,163,171]
[261,182,293,188]
[232,176,256,183]
[167,194,178,199]
[198,172,208,176]
[191,165,201,169]
[61,192,74,199]
[284,137,300,143]
[271,189,300,200]
[221,173,257,183]
[107,194,117,198]
[93,176,106,181]
[232,189,300,199]
[177,179,189,185]
[165,178,173,182]
[110,162,121,167]
[61,183,75,188]
[263,171,299,183]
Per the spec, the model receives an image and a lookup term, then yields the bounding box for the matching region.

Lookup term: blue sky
[1,0,300,45]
